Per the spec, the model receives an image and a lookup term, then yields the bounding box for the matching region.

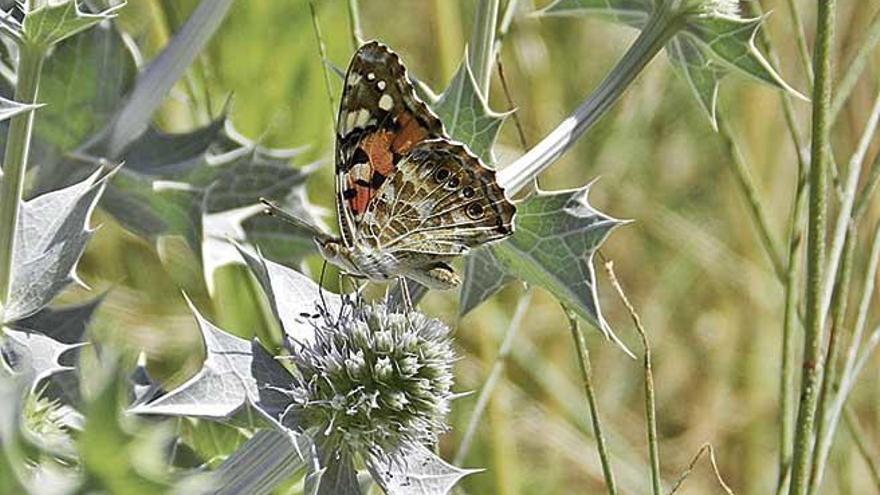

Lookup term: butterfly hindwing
[336,41,445,246]
[357,139,515,258]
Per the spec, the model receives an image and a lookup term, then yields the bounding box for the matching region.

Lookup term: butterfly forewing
[335,41,445,246]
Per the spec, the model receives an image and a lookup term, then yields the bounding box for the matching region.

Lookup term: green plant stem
[498,2,681,194]
[807,224,855,495]
[0,45,45,321]
[844,407,880,490]
[469,0,500,97]
[784,0,814,85]
[819,90,880,328]
[852,152,880,220]
[345,0,363,49]
[453,290,532,465]
[308,0,336,126]
[830,8,880,121]
[566,310,617,495]
[603,260,660,495]
[718,117,786,280]
[788,2,836,494]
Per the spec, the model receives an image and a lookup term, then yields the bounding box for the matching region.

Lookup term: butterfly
[267,41,515,290]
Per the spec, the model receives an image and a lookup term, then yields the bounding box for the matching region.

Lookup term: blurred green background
[60,0,880,493]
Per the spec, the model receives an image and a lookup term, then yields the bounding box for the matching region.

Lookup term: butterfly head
[315,237,358,273]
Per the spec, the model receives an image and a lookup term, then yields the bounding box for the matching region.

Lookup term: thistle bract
[287,303,455,454]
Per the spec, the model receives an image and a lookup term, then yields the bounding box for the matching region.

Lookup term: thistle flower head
[285,302,455,453]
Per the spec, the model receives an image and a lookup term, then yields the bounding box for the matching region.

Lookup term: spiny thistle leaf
[10,296,103,344]
[493,182,632,355]
[0,96,39,123]
[367,443,479,495]
[1,329,80,392]
[129,298,259,419]
[459,248,514,317]
[4,168,109,323]
[539,0,802,128]
[314,442,360,495]
[433,54,508,165]
[21,1,121,48]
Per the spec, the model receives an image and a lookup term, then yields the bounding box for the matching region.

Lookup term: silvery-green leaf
[1,329,79,392]
[4,168,109,322]
[366,442,477,495]
[665,35,722,126]
[459,247,514,317]
[121,119,225,175]
[21,1,121,48]
[539,0,651,26]
[433,54,507,165]
[104,0,235,156]
[237,247,341,343]
[493,182,632,355]
[0,376,36,494]
[249,340,299,430]
[315,442,360,495]
[10,295,103,344]
[210,429,311,495]
[130,298,257,419]
[537,0,802,127]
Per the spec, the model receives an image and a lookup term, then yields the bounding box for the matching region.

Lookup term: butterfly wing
[335,41,445,247]
[357,139,515,262]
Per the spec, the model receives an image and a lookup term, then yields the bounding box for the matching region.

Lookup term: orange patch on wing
[360,131,395,176]
[348,181,373,215]
[391,112,429,154]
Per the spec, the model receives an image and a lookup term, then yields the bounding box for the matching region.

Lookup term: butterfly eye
[466,203,484,219]
[434,168,450,182]
[445,176,460,189]
[461,186,475,199]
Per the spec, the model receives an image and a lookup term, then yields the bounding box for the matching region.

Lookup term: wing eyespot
[466,203,484,219]
[445,176,460,190]
[434,168,450,182]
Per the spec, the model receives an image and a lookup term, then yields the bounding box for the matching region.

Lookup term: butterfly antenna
[260,198,331,241]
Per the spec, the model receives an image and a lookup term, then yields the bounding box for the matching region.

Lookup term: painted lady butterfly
[272,41,515,290]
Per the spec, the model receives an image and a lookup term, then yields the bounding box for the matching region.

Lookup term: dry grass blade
[667,444,735,495]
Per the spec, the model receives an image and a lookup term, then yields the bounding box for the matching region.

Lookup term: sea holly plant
[133,249,475,495]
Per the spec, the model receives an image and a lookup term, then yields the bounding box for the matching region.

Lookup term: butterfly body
[317,41,516,289]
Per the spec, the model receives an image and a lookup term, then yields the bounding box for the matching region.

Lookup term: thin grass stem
[807,224,856,495]
[819,90,880,330]
[566,309,618,495]
[852,151,880,221]
[0,45,45,323]
[830,7,880,122]
[718,117,786,280]
[345,0,363,49]
[844,407,880,491]
[788,2,837,494]
[453,290,532,465]
[308,0,337,126]
[603,259,660,495]
[783,0,814,86]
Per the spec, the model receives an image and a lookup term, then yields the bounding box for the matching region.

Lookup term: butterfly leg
[407,262,461,290]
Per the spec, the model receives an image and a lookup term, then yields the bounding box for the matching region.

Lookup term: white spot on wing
[367,72,376,81]
[347,72,362,86]
[377,80,387,90]
[351,162,371,181]
[378,94,394,111]
[354,109,372,127]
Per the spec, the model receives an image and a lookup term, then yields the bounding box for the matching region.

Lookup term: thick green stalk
[498,2,681,194]
[0,45,45,320]
[468,0,500,97]
[567,311,617,495]
[788,2,836,494]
